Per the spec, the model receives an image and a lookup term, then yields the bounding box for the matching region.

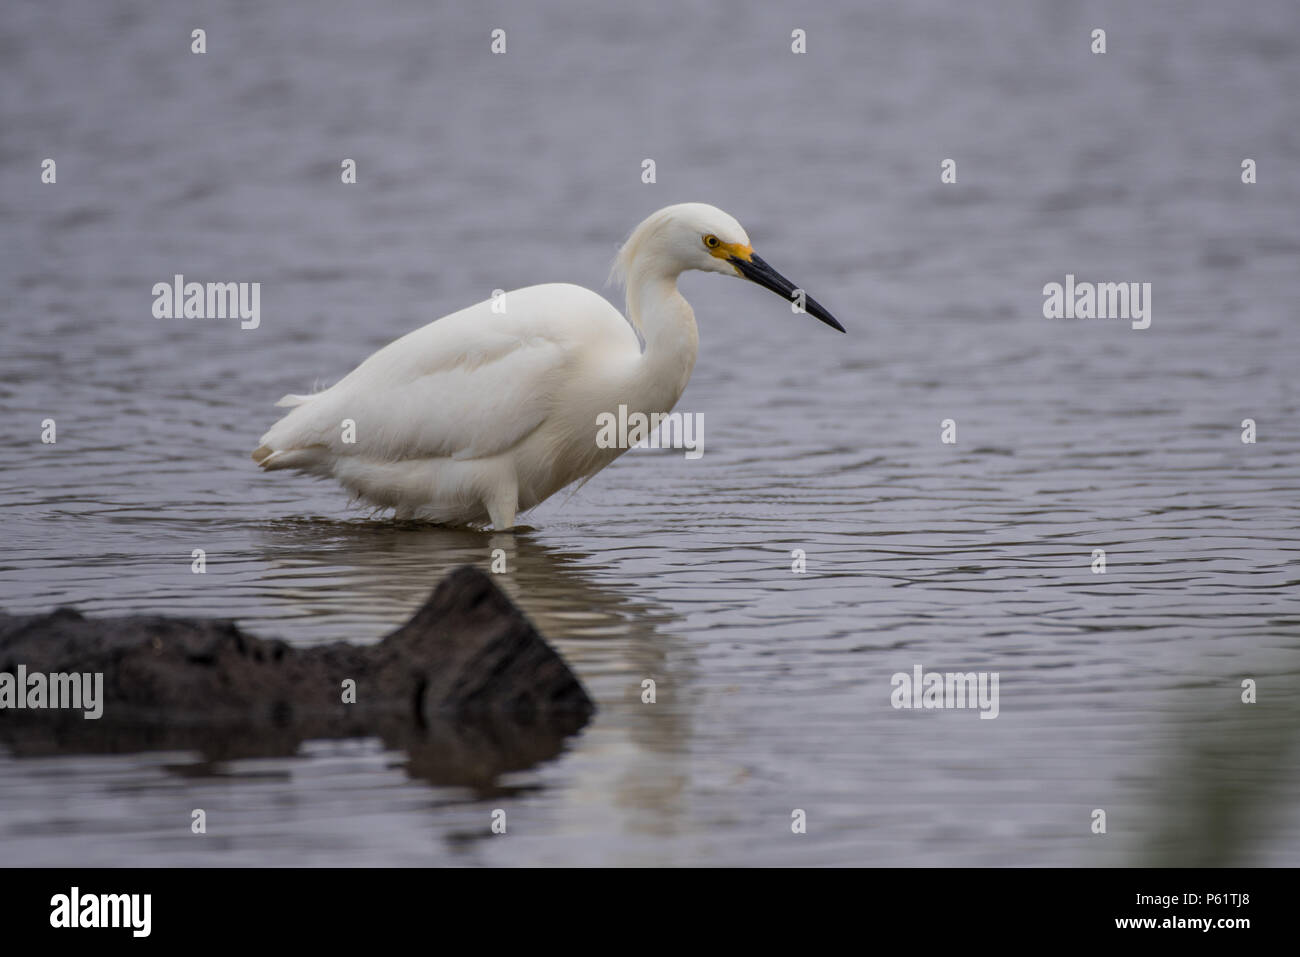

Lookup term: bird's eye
[703,234,720,248]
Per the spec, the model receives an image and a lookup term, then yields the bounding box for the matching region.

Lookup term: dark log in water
[0,565,594,788]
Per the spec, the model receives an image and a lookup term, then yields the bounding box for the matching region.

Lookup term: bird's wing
[257,284,623,465]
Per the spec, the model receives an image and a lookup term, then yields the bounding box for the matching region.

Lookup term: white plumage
[252,203,843,528]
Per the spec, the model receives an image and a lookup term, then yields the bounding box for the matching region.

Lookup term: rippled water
[2,0,1299,866]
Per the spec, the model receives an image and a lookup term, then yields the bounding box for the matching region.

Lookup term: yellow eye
[703,234,720,249]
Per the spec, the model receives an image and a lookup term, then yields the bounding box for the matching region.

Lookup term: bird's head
[613,202,845,332]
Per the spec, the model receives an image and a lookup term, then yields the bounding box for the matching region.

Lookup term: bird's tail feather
[252,444,329,471]
[254,390,330,470]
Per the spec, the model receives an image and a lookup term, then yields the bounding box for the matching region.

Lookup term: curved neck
[625,266,698,413]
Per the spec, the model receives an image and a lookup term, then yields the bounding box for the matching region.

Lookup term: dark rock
[0,565,594,788]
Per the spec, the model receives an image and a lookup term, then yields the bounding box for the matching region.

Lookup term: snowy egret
[252,203,844,528]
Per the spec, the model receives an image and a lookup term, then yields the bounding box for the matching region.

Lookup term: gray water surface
[2,0,1299,866]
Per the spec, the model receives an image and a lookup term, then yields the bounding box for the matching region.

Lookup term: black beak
[731,253,845,333]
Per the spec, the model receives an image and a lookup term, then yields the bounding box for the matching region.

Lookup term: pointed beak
[730,253,845,333]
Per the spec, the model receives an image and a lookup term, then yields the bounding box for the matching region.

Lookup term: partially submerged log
[0,566,594,786]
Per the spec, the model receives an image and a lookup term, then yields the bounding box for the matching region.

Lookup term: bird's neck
[625,269,699,413]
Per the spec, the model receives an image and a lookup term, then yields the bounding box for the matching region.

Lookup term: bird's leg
[485,479,519,531]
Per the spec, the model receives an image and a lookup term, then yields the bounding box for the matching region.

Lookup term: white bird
[252,203,844,529]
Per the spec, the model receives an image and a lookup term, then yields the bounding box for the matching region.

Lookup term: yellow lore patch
[709,240,753,272]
